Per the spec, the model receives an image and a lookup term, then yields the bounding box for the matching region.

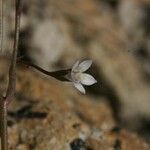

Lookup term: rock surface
[2,0,150,128]
[0,58,150,149]
[1,0,150,146]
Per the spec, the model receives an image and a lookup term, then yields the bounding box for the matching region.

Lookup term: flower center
[72,72,82,83]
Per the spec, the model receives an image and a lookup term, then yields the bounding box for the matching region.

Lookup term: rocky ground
[0,58,149,150]
[0,0,150,149]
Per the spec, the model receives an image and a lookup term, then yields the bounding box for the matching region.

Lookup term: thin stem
[0,0,7,149]
[6,0,22,101]
[0,0,4,96]
[0,0,22,149]
[18,60,71,81]
[0,0,4,52]
[0,100,7,150]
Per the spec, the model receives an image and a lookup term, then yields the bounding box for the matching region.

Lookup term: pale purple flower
[66,60,97,94]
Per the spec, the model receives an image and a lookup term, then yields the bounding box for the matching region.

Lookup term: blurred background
[1,0,150,143]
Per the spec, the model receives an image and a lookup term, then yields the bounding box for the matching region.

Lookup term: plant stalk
[6,0,22,101]
[0,0,4,52]
[0,100,7,150]
[0,0,22,149]
[18,60,71,81]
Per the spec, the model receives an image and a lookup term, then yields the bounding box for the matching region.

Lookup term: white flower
[66,60,97,94]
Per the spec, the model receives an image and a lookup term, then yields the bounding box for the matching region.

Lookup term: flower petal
[72,60,80,72]
[73,83,86,94]
[78,60,92,72]
[80,73,97,85]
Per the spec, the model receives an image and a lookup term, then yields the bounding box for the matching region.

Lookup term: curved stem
[18,60,71,81]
